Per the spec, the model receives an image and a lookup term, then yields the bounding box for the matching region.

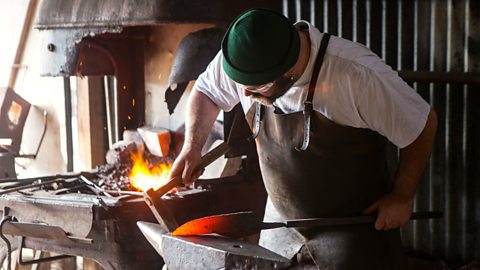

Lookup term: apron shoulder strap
[251,33,331,147]
[296,33,331,151]
[306,33,331,107]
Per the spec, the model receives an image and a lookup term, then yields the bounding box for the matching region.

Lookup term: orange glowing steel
[129,152,172,192]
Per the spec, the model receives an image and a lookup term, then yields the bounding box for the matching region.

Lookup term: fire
[129,152,172,191]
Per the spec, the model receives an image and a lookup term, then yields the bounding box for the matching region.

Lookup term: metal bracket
[0,207,16,270]
[15,110,48,159]
[17,237,74,266]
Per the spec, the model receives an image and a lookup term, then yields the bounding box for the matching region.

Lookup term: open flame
[129,152,172,192]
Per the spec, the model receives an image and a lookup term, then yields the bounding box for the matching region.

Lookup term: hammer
[143,141,231,232]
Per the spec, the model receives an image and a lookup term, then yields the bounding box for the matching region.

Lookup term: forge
[0,1,282,269]
[0,134,266,269]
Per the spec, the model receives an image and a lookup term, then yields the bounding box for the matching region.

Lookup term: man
[169,8,437,269]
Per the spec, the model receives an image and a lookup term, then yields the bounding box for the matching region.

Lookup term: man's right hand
[170,89,222,186]
[169,148,203,186]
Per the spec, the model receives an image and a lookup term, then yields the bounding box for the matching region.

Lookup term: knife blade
[171,211,443,238]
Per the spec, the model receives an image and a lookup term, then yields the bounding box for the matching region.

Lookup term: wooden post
[76,76,108,170]
[8,0,39,89]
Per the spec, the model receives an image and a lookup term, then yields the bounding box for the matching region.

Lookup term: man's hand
[363,109,436,231]
[169,149,202,186]
[169,89,221,186]
[362,193,413,231]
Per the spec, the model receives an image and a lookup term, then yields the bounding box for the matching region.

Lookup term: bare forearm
[393,109,438,198]
[169,89,220,185]
[363,109,437,230]
[183,89,221,153]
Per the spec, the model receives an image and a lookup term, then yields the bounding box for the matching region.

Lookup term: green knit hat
[222,8,300,85]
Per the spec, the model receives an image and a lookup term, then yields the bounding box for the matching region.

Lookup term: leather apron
[246,34,405,269]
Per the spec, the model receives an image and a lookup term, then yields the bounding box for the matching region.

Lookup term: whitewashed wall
[0,0,68,177]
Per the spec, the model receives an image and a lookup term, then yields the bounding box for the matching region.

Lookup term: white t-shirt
[194,21,431,149]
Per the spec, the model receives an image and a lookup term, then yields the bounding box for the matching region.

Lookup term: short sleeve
[355,63,431,148]
[193,52,241,112]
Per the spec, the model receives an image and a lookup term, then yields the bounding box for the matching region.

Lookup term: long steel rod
[0,177,77,196]
[79,175,113,197]
[102,189,143,196]
[0,173,81,184]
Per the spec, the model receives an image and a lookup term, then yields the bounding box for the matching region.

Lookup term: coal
[106,141,142,165]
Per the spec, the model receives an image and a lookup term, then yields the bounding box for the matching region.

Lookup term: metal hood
[35,0,281,76]
[35,0,281,29]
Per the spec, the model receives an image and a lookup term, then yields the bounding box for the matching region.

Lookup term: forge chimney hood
[35,0,281,29]
[35,0,281,76]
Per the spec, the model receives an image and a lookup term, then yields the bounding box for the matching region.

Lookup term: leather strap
[249,102,262,141]
[296,33,331,151]
[251,33,331,147]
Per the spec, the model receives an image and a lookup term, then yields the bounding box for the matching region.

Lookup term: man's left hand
[362,193,414,231]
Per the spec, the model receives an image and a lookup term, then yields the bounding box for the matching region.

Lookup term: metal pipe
[352,0,357,42]
[104,77,114,149]
[323,0,328,32]
[444,0,453,258]
[396,0,402,70]
[337,0,343,37]
[310,0,315,26]
[398,71,480,84]
[427,0,437,254]
[64,77,74,172]
[412,0,420,248]
[365,0,371,48]
[112,77,119,142]
[461,0,470,260]
[282,0,288,17]
[381,0,386,59]
[295,0,301,21]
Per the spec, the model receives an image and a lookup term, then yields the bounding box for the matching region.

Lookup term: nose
[243,88,253,96]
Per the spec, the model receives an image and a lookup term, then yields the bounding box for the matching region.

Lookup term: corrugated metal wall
[282,0,480,266]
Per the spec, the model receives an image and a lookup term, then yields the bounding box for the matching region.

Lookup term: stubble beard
[250,75,295,106]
